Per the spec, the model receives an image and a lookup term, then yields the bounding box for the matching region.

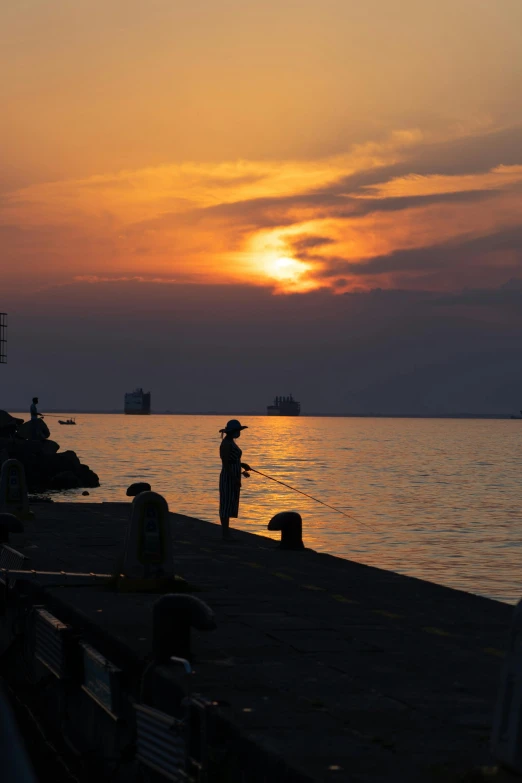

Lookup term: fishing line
[248,467,375,531]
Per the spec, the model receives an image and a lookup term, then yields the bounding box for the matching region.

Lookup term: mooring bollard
[0,459,33,521]
[153,595,216,663]
[268,511,305,550]
[122,491,173,578]
[0,513,24,548]
[491,598,522,772]
[126,482,152,497]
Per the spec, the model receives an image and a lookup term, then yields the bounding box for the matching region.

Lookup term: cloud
[290,235,336,252]
[325,125,522,194]
[1,123,522,295]
[310,224,522,284]
[73,274,182,284]
[431,277,522,307]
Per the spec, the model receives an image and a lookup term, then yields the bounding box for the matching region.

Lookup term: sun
[269,256,306,282]
[259,253,316,291]
[243,231,317,290]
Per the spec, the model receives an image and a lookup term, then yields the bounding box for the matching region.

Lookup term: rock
[0,410,23,428]
[17,419,50,441]
[51,450,82,472]
[0,410,23,438]
[10,439,59,462]
[50,471,82,490]
[40,440,60,456]
[0,423,100,493]
[40,451,83,484]
[126,482,151,497]
[77,465,100,487]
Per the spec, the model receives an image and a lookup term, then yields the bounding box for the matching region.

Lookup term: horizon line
[4,408,521,420]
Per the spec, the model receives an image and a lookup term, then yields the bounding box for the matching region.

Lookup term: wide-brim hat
[219,419,248,434]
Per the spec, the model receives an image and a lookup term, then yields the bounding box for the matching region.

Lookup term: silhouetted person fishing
[219,419,251,540]
[218,419,367,539]
[30,396,44,440]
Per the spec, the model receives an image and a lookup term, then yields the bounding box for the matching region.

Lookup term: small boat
[58,418,77,425]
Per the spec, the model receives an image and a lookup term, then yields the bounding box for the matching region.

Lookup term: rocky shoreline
[0,410,99,492]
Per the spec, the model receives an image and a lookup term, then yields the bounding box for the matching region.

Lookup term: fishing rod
[38,414,78,418]
[248,467,375,531]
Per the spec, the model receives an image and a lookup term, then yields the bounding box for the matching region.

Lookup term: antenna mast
[0,313,6,364]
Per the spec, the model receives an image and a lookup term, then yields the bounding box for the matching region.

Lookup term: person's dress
[219,439,242,518]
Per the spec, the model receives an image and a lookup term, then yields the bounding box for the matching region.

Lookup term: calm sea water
[24,414,522,604]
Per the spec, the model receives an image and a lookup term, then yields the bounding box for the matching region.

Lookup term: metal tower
[0,313,6,364]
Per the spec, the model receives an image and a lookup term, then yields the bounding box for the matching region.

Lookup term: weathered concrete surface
[5,502,516,782]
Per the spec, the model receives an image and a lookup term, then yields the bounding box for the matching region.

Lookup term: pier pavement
[4,502,516,782]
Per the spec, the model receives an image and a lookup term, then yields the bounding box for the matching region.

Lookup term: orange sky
[2,0,522,296]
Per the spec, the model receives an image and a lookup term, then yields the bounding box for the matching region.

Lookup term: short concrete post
[268,511,304,550]
[0,459,33,521]
[122,491,173,579]
[491,598,522,772]
[153,595,216,663]
[0,513,25,548]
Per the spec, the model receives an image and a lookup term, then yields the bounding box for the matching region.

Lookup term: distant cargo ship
[267,394,301,416]
[124,388,151,415]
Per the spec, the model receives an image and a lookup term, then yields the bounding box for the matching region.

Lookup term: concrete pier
[0,502,515,782]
